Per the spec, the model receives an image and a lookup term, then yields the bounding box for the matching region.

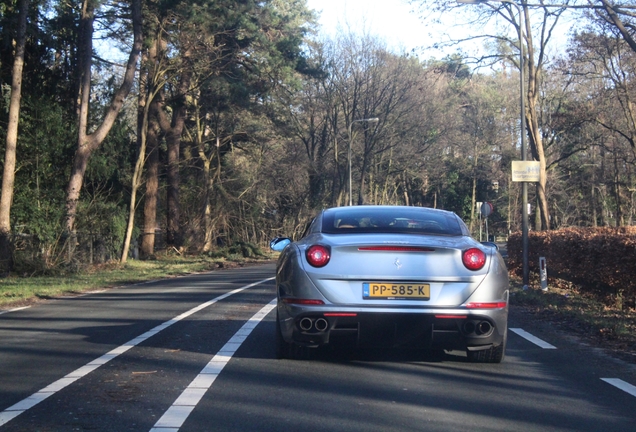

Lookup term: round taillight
[306,245,330,267]
[462,248,486,271]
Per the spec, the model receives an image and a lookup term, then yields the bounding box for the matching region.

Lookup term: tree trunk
[121,53,167,263]
[198,126,221,252]
[332,136,345,207]
[0,0,28,273]
[357,150,370,205]
[523,4,551,231]
[470,174,477,234]
[65,0,142,236]
[121,99,149,264]
[614,146,622,226]
[381,148,394,205]
[402,172,410,206]
[139,100,161,259]
[157,55,192,248]
[469,139,479,233]
[202,157,214,252]
[166,124,183,247]
[139,33,167,258]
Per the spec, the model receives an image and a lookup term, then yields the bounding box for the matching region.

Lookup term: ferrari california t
[270,205,509,363]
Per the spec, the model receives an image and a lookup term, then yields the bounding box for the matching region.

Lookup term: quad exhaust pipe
[299,317,313,331]
[462,320,493,336]
[477,321,492,335]
[463,321,475,335]
[315,318,329,331]
[298,317,329,332]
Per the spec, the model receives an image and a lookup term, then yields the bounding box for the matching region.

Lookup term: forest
[0,0,635,273]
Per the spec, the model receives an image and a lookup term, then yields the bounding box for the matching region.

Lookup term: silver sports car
[270,205,509,363]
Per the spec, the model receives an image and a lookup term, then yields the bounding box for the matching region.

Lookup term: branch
[599,0,636,54]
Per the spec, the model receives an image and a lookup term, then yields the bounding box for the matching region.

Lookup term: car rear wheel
[466,329,507,363]
[276,312,311,360]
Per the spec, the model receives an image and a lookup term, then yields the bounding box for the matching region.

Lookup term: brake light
[462,248,486,270]
[306,245,330,267]
[282,298,325,305]
[465,302,507,309]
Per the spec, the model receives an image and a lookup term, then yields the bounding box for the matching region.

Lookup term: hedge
[507,227,636,308]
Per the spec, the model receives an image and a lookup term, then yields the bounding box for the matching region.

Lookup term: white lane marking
[509,328,557,349]
[601,378,636,398]
[150,299,277,432]
[0,306,31,315]
[0,277,274,427]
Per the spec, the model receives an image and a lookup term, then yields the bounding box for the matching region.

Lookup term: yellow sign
[512,161,541,182]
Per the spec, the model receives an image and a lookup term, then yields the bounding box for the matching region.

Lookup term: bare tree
[558,27,636,226]
[410,0,575,229]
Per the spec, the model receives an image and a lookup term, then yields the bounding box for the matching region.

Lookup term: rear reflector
[465,302,507,309]
[358,246,434,252]
[282,298,325,305]
[323,312,358,317]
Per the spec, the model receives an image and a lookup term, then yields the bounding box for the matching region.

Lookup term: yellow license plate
[363,282,430,299]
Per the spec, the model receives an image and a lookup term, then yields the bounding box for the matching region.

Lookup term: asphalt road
[0,263,635,431]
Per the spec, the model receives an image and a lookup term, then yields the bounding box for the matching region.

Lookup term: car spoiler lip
[357,245,436,252]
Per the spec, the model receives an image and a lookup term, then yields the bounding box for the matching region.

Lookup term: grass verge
[0,253,276,309]
[509,274,636,363]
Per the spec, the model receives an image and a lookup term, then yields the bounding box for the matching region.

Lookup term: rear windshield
[321,207,463,236]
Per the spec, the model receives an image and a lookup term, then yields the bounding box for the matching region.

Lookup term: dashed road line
[0,306,31,316]
[0,277,274,428]
[601,378,636,398]
[510,329,636,399]
[150,299,277,432]
[509,327,557,349]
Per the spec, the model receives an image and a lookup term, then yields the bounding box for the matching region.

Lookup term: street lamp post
[457,0,529,288]
[348,117,379,206]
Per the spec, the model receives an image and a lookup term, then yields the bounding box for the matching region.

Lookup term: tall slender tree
[0,0,29,272]
[64,0,142,237]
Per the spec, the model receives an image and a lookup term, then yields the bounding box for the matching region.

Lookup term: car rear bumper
[278,303,507,351]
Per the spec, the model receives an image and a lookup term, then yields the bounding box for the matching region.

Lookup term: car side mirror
[270,237,291,252]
